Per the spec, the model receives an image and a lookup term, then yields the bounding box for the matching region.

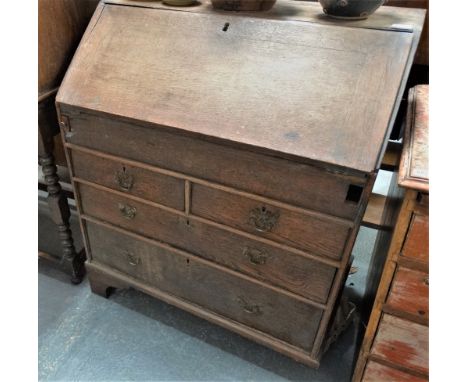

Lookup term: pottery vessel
[319,0,385,20]
[211,0,276,12]
[163,0,196,6]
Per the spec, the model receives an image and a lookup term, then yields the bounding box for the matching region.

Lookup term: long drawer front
[86,221,323,351]
[78,183,336,303]
[63,110,367,220]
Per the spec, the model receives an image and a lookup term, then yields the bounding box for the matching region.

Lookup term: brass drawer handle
[126,252,140,266]
[249,206,279,232]
[423,277,429,286]
[118,203,137,220]
[243,247,269,265]
[237,296,262,315]
[115,168,134,191]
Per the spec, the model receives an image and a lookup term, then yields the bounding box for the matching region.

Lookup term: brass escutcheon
[115,168,134,191]
[126,252,140,266]
[249,206,279,232]
[243,247,269,265]
[237,296,262,315]
[118,203,137,220]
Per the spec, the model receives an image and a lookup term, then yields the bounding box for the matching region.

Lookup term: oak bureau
[56,0,425,367]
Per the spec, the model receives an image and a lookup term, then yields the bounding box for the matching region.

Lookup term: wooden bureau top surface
[57,0,425,173]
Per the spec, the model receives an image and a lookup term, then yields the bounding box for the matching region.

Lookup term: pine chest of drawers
[57,0,425,367]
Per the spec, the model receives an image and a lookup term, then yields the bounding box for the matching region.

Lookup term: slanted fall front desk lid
[57,0,420,173]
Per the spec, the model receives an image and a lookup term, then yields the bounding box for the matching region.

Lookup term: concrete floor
[39,172,390,381]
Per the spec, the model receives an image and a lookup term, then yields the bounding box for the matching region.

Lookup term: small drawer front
[385,267,429,320]
[191,184,350,260]
[363,361,428,382]
[401,213,428,264]
[78,183,336,303]
[86,221,323,351]
[371,314,428,376]
[86,221,147,280]
[71,149,185,211]
[64,112,366,219]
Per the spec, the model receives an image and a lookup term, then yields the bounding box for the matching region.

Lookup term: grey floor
[39,173,390,381]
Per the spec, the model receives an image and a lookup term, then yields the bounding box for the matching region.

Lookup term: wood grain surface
[78,183,337,303]
[363,360,428,382]
[71,149,185,210]
[385,266,429,322]
[401,213,429,264]
[191,183,351,259]
[86,221,323,350]
[371,314,428,375]
[57,2,414,173]
[63,112,365,219]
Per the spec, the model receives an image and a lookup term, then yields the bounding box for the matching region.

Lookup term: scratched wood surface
[363,360,428,382]
[401,213,429,264]
[58,1,415,173]
[371,314,428,376]
[385,266,429,323]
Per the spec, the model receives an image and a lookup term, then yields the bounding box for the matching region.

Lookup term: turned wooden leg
[39,152,85,284]
[39,103,86,284]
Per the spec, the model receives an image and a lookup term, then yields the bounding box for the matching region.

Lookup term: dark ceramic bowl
[319,0,385,20]
[211,0,276,12]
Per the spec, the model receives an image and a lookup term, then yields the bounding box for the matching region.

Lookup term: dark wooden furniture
[353,85,429,381]
[38,0,99,282]
[57,0,425,366]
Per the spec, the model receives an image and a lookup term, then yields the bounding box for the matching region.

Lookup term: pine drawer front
[86,221,323,351]
[63,111,366,220]
[191,183,351,260]
[78,183,336,303]
[401,213,429,264]
[363,361,428,382]
[71,149,185,211]
[385,267,429,321]
[371,314,428,375]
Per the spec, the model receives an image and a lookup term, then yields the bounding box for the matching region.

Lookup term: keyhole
[222,22,230,32]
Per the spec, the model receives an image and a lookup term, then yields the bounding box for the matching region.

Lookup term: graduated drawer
[71,149,185,211]
[371,314,428,376]
[191,184,351,260]
[78,183,336,303]
[385,266,429,321]
[63,111,366,220]
[86,221,323,351]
